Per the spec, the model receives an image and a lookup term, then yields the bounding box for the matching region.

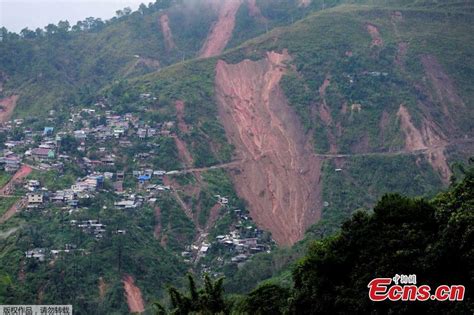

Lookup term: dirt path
[123,274,145,314]
[168,160,242,176]
[160,14,177,51]
[172,136,194,168]
[200,0,243,58]
[215,50,323,246]
[313,138,473,158]
[0,95,19,123]
[175,100,189,133]
[0,227,19,239]
[0,164,32,196]
[167,137,471,174]
[124,57,160,77]
[163,175,195,222]
[0,197,26,224]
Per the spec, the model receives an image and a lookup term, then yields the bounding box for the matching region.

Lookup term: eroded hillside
[200,0,243,58]
[160,14,177,51]
[215,51,322,245]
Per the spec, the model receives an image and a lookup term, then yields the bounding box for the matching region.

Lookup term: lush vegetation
[0,197,18,217]
[0,171,11,188]
[1,1,473,313]
[227,2,474,154]
[157,164,473,314]
[0,193,189,314]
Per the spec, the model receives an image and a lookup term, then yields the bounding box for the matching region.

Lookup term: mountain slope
[109,1,474,246]
[215,51,323,245]
[0,1,473,313]
[0,0,324,120]
[222,2,473,242]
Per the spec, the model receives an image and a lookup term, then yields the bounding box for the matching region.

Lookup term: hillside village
[0,93,273,275]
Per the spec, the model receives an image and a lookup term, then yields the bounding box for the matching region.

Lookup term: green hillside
[0,0,472,313]
[154,162,473,314]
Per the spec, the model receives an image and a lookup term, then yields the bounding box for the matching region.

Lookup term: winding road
[165,138,473,174]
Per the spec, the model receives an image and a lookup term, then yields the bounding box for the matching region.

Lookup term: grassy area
[0,197,19,217]
[0,171,12,188]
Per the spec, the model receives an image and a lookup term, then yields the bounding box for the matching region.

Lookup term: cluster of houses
[24,173,106,210]
[69,110,174,143]
[182,195,273,268]
[0,101,186,215]
[0,103,178,176]
[214,226,270,265]
[25,244,81,262]
[4,98,276,271]
[72,220,107,239]
[0,127,60,172]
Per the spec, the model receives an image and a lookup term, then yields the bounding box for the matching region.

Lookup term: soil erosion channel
[215,50,322,246]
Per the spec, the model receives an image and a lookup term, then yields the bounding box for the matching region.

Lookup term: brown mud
[215,50,322,245]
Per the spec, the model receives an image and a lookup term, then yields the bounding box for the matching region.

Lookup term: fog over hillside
[0,0,145,32]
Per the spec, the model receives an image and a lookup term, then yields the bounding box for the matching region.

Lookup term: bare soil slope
[0,165,32,195]
[200,0,242,58]
[397,105,451,183]
[0,95,19,123]
[160,14,177,51]
[298,0,312,7]
[215,51,322,245]
[174,136,194,168]
[175,100,189,133]
[123,274,145,314]
[421,54,465,119]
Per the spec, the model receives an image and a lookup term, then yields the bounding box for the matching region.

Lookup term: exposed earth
[123,274,145,314]
[160,14,177,51]
[215,50,323,246]
[200,0,243,58]
[0,95,19,123]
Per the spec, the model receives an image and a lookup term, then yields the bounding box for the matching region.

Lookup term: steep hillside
[0,1,473,313]
[222,3,472,242]
[155,165,474,314]
[106,1,474,247]
[215,51,322,245]
[200,0,243,58]
[0,0,322,120]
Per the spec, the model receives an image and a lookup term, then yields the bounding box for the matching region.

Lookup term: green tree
[290,166,474,314]
[241,284,290,315]
[154,274,228,315]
